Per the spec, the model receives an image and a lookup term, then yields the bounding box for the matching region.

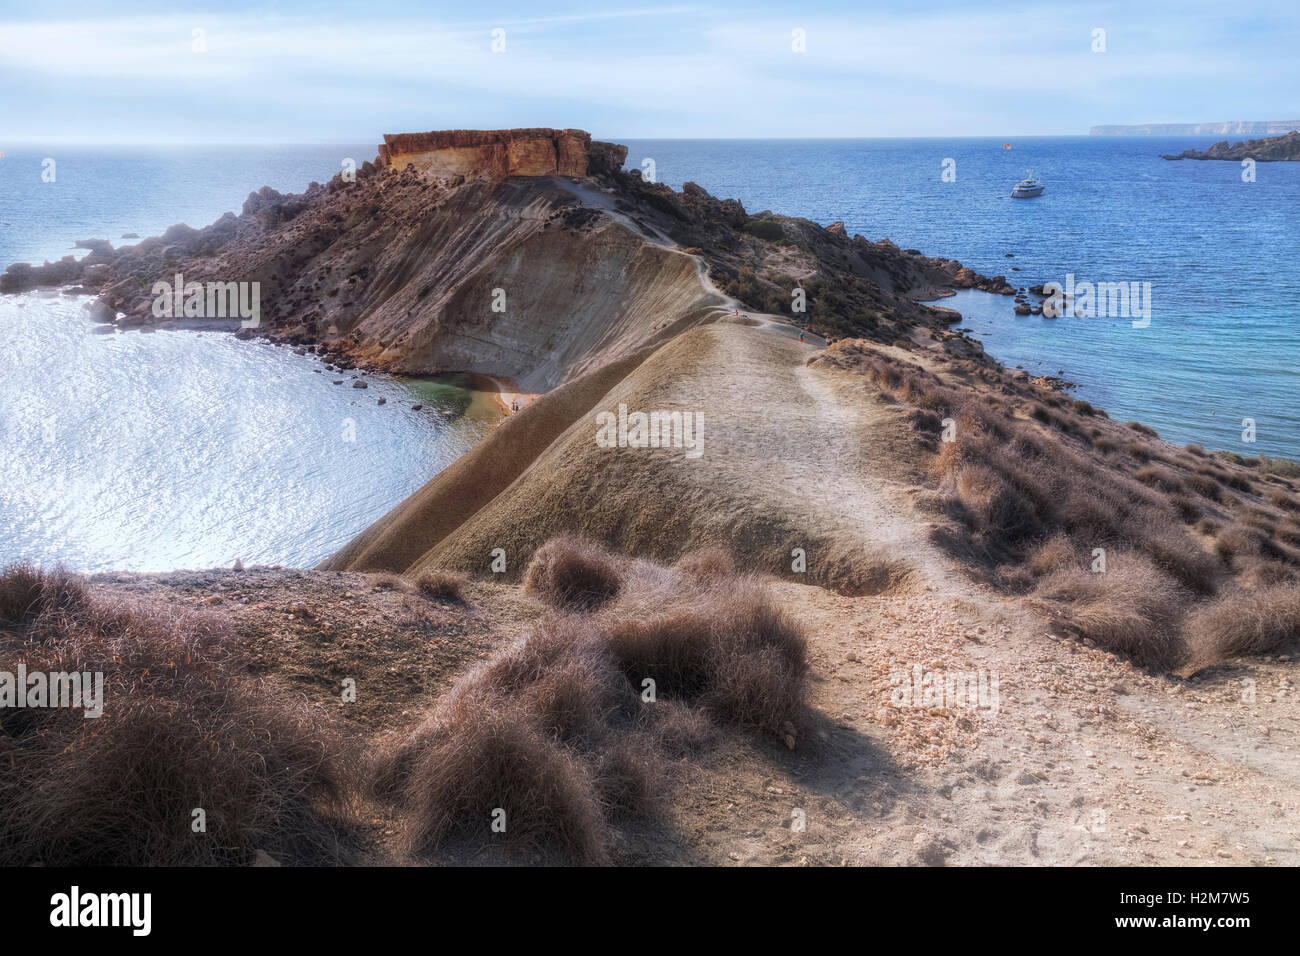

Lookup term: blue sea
[2,137,1297,570]
[619,137,1300,461]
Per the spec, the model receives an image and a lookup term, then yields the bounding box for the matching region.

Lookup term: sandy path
[414,179,1300,866]
[653,330,1300,865]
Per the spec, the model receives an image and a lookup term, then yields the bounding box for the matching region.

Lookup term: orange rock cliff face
[376,128,629,179]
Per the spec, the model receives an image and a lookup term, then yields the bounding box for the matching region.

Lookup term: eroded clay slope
[327,321,946,597]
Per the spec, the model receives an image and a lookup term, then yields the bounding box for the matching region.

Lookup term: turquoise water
[621,137,1300,458]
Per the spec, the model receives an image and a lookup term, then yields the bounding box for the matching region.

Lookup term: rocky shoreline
[0,129,1014,388]
[1161,129,1300,161]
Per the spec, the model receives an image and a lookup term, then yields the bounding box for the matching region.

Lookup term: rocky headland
[1,128,1012,390]
[1161,130,1300,161]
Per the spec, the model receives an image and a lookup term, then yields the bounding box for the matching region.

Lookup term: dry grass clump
[1182,585,1300,670]
[813,342,1300,672]
[1240,561,1299,588]
[1134,464,1186,494]
[1243,512,1278,534]
[1267,490,1300,513]
[1194,463,1253,493]
[0,564,352,866]
[912,489,953,514]
[370,544,807,863]
[674,545,737,581]
[1259,454,1300,479]
[0,563,88,624]
[413,568,467,602]
[523,535,623,610]
[370,690,609,862]
[1034,555,1185,668]
[1215,526,1268,563]
[1185,472,1223,500]
[1027,535,1079,577]
[936,405,1219,596]
[646,699,718,756]
[1168,493,1202,523]
[602,573,808,734]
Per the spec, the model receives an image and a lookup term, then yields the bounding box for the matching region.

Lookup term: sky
[1,0,1297,143]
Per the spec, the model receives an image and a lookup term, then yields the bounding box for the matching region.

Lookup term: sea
[2,137,1296,571]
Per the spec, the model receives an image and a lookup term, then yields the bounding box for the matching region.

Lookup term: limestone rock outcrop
[1161,130,1300,162]
[377,128,629,179]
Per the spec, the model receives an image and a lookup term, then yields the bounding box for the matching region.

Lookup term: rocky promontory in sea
[0,127,1013,388]
[1161,130,1300,161]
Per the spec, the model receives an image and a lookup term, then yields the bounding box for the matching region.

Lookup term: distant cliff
[1090,120,1300,136]
[1161,130,1300,162]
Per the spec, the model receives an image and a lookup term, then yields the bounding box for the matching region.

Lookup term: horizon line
[0,132,1227,148]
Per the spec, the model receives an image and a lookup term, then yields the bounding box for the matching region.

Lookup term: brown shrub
[370,693,608,862]
[370,543,806,862]
[1185,473,1223,500]
[593,734,661,817]
[1241,561,1299,588]
[413,569,467,602]
[602,576,808,734]
[1168,493,1202,522]
[674,546,737,582]
[1034,556,1185,668]
[647,699,717,756]
[0,566,352,866]
[1134,465,1186,494]
[0,562,88,626]
[524,536,622,610]
[1027,535,1078,577]
[1183,586,1300,669]
[1267,490,1300,513]
[1215,527,1265,562]
[936,408,1217,594]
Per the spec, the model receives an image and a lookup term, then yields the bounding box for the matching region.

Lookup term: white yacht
[1011,169,1044,198]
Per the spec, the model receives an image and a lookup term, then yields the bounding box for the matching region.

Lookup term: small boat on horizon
[1011,169,1044,198]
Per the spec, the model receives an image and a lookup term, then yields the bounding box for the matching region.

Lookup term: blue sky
[1,0,1296,142]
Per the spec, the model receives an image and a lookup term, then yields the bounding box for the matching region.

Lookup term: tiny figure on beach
[511,399,520,413]
[799,332,805,343]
